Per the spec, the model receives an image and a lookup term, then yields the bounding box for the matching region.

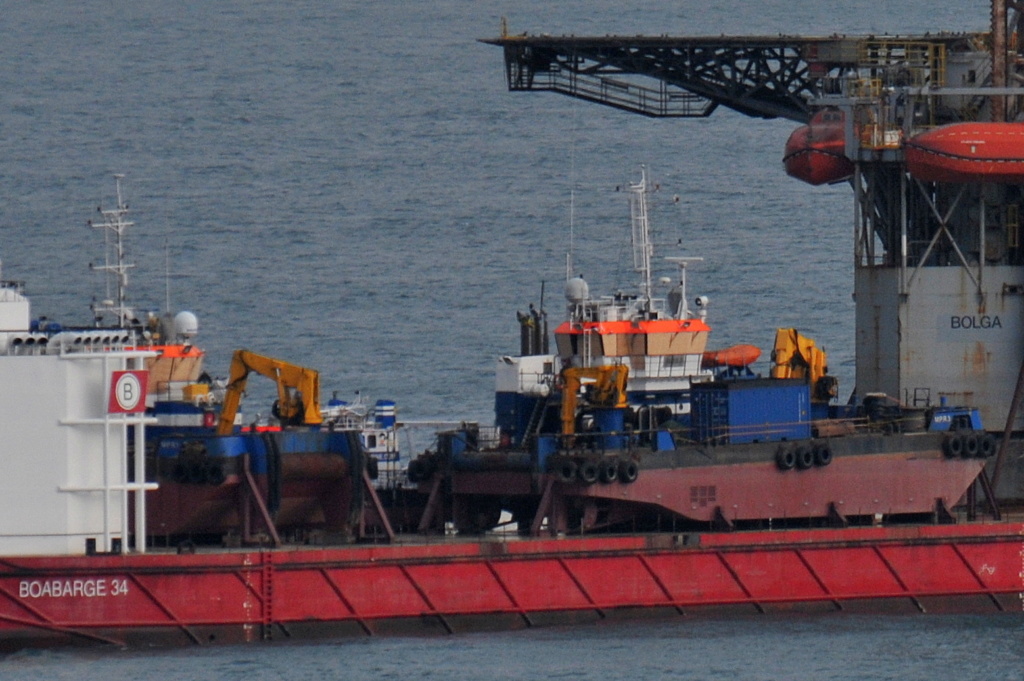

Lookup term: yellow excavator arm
[215,349,323,435]
[560,365,629,436]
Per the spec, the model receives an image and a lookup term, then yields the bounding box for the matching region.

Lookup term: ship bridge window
[366,435,377,448]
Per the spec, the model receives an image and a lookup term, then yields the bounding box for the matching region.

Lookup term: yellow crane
[769,328,838,402]
[560,365,629,436]
[215,349,323,435]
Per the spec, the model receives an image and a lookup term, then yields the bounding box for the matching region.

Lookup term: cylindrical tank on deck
[591,407,626,450]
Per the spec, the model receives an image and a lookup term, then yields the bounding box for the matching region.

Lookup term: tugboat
[0,175,1017,652]
[408,170,991,535]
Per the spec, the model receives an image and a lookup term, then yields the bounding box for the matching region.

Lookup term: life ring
[813,443,833,467]
[598,458,618,484]
[776,446,796,471]
[963,432,980,458]
[618,459,639,483]
[795,445,815,470]
[578,459,599,485]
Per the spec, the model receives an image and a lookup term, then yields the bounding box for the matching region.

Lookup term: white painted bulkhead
[855,265,1024,430]
[0,350,154,556]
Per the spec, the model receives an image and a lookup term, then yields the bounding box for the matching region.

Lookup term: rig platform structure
[483,6,1024,502]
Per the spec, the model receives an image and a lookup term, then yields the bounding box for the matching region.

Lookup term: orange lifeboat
[783,109,854,186]
[904,123,1024,184]
[701,344,761,369]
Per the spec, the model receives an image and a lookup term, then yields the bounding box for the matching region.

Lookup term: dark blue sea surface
[2,615,1024,680]
[1,0,1021,675]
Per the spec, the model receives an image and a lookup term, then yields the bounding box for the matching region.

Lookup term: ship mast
[89,175,136,328]
[628,168,654,312]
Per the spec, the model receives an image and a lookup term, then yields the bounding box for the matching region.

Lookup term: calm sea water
[2,0,1022,675]
[2,615,1024,681]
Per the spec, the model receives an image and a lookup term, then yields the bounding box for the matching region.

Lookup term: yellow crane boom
[215,349,323,435]
[560,365,629,436]
[769,328,838,402]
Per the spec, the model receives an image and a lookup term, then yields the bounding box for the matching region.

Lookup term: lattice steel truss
[482,34,982,123]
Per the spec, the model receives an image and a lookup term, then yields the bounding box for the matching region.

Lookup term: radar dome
[174,311,199,340]
[565,277,589,303]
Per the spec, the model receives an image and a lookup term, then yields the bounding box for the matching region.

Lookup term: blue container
[691,379,810,444]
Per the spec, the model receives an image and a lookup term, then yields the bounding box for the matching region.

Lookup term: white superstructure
[0,278,156,556]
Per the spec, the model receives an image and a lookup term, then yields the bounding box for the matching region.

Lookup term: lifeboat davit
[904,123,1024,184]
[701,344,761,369]
[783,109,855,186]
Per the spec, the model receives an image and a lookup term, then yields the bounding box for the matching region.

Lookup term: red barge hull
[0,523,1021,650]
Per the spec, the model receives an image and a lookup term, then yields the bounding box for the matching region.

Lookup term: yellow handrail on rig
[215,349,323,435]
[560,365,629,436]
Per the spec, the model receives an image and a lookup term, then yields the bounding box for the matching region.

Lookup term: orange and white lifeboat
[783,109,854,186]
[904,123,1024,184]
[701,344,761,369]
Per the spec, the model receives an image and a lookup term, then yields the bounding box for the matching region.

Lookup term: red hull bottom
[0,522,1021,651]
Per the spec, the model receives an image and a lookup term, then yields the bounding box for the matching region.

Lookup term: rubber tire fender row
[578,459,600,485]
[598,458,618,484]
[979,433,997,458]
[776,446,796,471]
[549,456,577,484]
[812,443,833,467]
[618,458,639,484]
[795,445,815,470]
[963,431,980,458]
[943,432,964,458]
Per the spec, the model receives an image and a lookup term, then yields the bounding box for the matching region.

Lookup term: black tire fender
[205,461,226,486]
[578,459,599,485]
[795,445,815,470]
[776,446,796,471]
[598,458,618,484]
[963,432,980,458]
[945,433,964,458]
[618,459,639,483]
[556,458,578,484]
[980,433,997,458]
[813,443,833,467]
